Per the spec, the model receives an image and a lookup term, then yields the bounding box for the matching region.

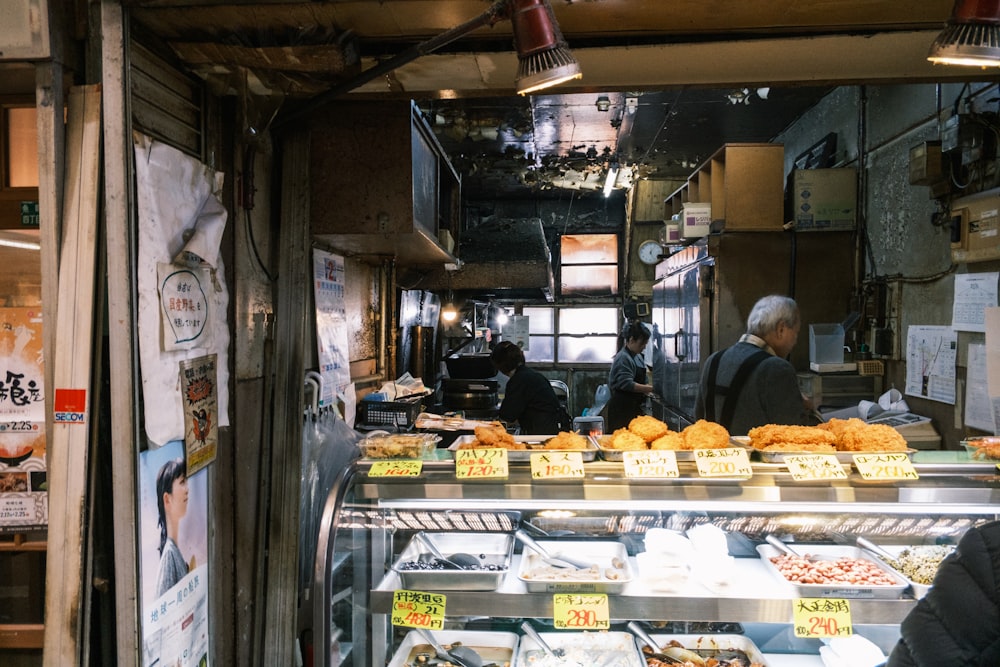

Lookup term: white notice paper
[905,325,957,404]
[953,272,999,332]
[984,308,1000,430]
[965,343,995,433]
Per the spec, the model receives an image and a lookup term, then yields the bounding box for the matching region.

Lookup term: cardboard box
[681,202,711,238]
[792,168,857,231]
[954,188,1000,260]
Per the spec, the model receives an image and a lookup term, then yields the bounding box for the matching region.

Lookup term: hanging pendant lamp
[928,0,1000,67]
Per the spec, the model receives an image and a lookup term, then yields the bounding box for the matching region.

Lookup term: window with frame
[559,233,618,297]
[522,306,619,364]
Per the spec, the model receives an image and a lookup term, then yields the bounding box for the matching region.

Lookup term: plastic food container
[391,532,514,591]
[756,544,909,599]
[963,437,1000,460]
[359,432,440,459]
[387,629,519,667]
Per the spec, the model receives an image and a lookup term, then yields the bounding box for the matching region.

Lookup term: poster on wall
[139,441,210,667]
[0,307,47,531]
[180,354,218,476]
[904,325,957,404]
[312,249,352,412]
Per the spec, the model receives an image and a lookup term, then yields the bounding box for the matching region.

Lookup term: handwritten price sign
[694,447,753,478]
[455,448,509,479]
[852,453,919,480]
[552,593,610,629]
[368,460,423,477]
[793,597,853,638]
[623,450,679,478]
[391,590,446,630]
[785,454,849,481]
[530,451,585,479]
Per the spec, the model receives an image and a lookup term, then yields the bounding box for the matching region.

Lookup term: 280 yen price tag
[694,447,753,478]
[552,593,610,630]
[852,452,919,480]
[368,460,423,477]
[530,451,585,479]
[623,450,679,478]
[392,590,446,630]
[784,454,849,481]
[793,597,853,638]
[455,448,509,479]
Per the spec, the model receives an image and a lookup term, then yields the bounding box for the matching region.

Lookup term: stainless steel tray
[595,435,750,462]
[646,633,769,667]
[756,544,909,598]
[517,539,632,593]
[517,630,644,667]
[388,629,519,667]
[860,543,956,599]
[392,532,513,591]
[448,434,598,462]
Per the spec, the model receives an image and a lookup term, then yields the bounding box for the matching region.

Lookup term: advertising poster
[0,307,47,531]
[180,354,218,476]
[312,249,352,408]
[139,441,210,667]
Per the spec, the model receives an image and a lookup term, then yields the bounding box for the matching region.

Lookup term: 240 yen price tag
[694,447,753,478]
[530,451,585,479]
[552,593,609,629]
[392,590,446,630]
[455,448,509,479]
[368,460,423,477]
[852,453,919,480]
[793,597,852,638]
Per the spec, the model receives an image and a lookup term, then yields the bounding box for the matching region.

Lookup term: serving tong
[514,529,596,570]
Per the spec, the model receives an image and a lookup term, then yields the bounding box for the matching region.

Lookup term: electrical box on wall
[791,168,857,231]
[951,187,1000,264]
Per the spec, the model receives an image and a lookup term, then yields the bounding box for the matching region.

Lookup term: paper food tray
[595,435,751,462]
[645,633,769,667]
[756,544,909,598]
[448,434,597,462]
[517,631,644,667]
[388,630,519,667]
[517,539,632,593]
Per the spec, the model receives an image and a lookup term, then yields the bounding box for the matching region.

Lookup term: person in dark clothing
[694,294,812,435]
[887,520,1000,667]
[491,341,563,434]
[606,321,654,431]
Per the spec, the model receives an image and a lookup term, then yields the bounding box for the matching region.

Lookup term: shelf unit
[0,532,46,649]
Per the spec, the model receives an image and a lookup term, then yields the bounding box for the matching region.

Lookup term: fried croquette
[761,442,837,453]
[681,419,731,449]
[628,415,670,443]
[461,422,526,449]
[608,428,647,451]
[650,431,686,450]
[836,422,908,452]
[747,424,836,450]
[544,431,588,450]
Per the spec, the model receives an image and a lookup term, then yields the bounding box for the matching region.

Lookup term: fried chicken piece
[628,415,670,442]
[837,422,909,452]
[681,419,731,449]
[817,417,868,443]
[608,427,647,450]
[544,431,587,450]
[650,431,686,450]
[747,424,836,450]
[469,422,526,449]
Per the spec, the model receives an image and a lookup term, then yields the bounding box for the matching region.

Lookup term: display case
[306,456,1000,667]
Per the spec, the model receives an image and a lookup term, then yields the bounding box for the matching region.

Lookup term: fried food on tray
[681,419,731,449]
[837,422,908,452]
[747,424,836,450]
[761,442,837,453]
[544,431,588,450]
[458,422,527,449]
[607,427,647,451]
[650,431,686,450]
[628,415,670,442]
[817,417,867,441]
[967,437,1000,460]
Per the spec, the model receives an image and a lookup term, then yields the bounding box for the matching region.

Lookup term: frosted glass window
[560,234,617,263]
[559,233,619,296]
[559,308,618,335]
[524,336,554,363]
[558,336,617,363]
[6,107,38,188]
[523,307,553,334]
[561,265,618,296]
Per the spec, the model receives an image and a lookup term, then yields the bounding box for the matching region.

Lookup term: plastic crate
[857,359,885,377]
[358,395,424,427]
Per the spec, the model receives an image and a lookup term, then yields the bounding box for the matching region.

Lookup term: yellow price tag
[623,450,680,478]
[694,447,753,478]
[391,590,446,630]
[455,448,509,479]
[785,454,849,481]
[368,460,423,477]
[852,452,919,480]
[552,593,610,630]
[530,451,585,479]
[793,597,853,638]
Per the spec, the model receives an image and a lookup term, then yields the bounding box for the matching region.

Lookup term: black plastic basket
[358,395,424,427]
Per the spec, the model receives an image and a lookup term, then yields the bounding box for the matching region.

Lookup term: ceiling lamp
[603,163,619,198]
[511,0,583,95]
[595,95,611,112]
[928,0,1000,67]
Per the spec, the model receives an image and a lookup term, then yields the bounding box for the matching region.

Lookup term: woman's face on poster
[166,474,188,519]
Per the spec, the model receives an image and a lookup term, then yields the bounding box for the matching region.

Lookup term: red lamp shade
[928,0,1000,66]
[509,0,582,95]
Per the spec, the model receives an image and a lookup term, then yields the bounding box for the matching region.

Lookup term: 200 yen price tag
[530,451,585,479]
[793,597,853,638]
[694,447,753,478]
[623,450,680,478]
[852,453,919,480]
[785,454,849,481]
[455,448,509,479]
[392,590,446,630]
[368,460,423,477]
[552,593,610,629]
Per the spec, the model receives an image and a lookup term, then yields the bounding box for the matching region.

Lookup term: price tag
[785,454,849,481]
[793,597,853,638]
[530,451,585,479]
[552,593,610,629]
[368,460,423,477]
[623,450,680,478]
[852,453,919,480]
[391,590,446,630]
[455,448,509,479]
[694,447,753,478]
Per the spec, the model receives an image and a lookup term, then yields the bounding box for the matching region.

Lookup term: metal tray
[756,544,909,598]
[595,435,750,462]
[448,434,598,462]
[859,543,956,599]
[392,532,514,591]
[388,629,519,667]
[517,539,632,593]
[645,633,769,666]
[517,631,645,667]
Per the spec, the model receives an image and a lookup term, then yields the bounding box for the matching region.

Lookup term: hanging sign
[794,597,853,638]
[157,264,214,352]
[180,354,218,476]
[392,590,446,630]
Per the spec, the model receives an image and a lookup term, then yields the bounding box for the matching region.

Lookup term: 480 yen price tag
[793,597,853,638]
[552,593,610,629]
[455,448,509,479]
[391,590,446,630]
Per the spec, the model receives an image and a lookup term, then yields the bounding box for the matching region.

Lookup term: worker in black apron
[606,321,654,430]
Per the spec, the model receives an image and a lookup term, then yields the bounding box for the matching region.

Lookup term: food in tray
[519,631,643,667]
[520,554,628,582]
[964,436,1000,460]
[400,641,513,666]
[602,418,732,451]
[640,642,765,667]
[767,553,900,586]
[359,434,438,458]
[878,545,955,585]
[629,415,671,442]
[456,422,588,450]
[747,418,908,453]
[395,557,507,572]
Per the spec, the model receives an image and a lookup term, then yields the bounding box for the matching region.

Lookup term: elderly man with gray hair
[695,294,813,435]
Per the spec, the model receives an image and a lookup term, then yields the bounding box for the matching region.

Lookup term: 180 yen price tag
[784,454,849,481]
[530,451,585,479]
[694,447,753,478]
[852,453,919,481]
[552,593,610,630]
[793,597,853,638]
[392,590,446,630]
[368,460,423,477]
[455,448,509,479]
[623,450,679,478]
